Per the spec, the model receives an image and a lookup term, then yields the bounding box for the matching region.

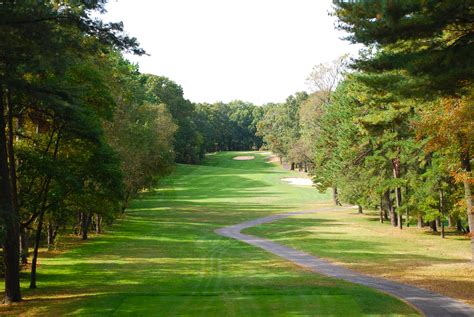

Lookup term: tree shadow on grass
[0,153,416,315]
[15,232,420,316]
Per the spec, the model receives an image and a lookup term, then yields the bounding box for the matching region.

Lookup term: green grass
[1,151,419,316]
[244,206,474,305]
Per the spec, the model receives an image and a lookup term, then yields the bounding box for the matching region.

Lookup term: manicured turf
[245,207,474,306]
[1,152,419,316]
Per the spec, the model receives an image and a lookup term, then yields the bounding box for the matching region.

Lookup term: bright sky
[102,0,361,105]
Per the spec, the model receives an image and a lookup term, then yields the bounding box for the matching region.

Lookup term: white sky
[101,0,361,105]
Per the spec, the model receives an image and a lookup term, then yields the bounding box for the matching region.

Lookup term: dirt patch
[281,177,313,186]
[233,156,255,161]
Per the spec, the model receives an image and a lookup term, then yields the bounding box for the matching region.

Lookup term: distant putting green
[1,151,419,316]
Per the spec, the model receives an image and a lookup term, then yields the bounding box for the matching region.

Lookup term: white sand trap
[233,156,255,161]
[281,177,313,186]
[266,155,280,164]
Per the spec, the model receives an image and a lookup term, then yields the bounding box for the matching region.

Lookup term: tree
[333,0,474,257]
[195,101,263,153]
[142,75,203,164]
[304,55,349,204]
[0,0,143,302]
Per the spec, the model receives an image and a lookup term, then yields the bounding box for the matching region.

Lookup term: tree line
[257,1,473,259]
[0,1,262,303]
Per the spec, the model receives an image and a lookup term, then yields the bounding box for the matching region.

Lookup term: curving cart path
[215,207,474,317]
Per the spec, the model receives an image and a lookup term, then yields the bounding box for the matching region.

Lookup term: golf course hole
[281,177,313,186]
[233,156,255,161]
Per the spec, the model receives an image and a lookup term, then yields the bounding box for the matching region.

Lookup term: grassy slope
[245,208,474,306]
[1,152,418,316]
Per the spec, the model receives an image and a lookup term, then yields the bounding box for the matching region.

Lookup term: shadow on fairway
[5,152,419,316]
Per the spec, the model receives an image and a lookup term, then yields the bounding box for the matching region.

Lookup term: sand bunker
[266,155,280,164]
[281,177,313,186]
[233,156,255,161]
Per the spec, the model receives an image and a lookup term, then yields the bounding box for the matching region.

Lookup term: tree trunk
[81,212,92,240]
[417,215,424,228]
[96,214,102,234]
[430,220,437,232]
[47,222,57,250]
[30,211,44,289]
[20,227,29,265]
[457,219,466,233]
[405,186,410,227]
[448,215,454,228]
[460,149,473,261]
[6,89,20,235]
[392,154,403,229]
[29,129,61,288]
[440,219,445,239]
[385,190,397,227]
[0,87,21,303]
[121,190,131,214]
[358,205,363,214]
[332,187,342,206]
[379,197,384,223]
[290,162,295,170]
[439,189,445,238]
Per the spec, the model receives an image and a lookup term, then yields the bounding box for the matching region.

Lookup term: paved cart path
[216,207,474,317]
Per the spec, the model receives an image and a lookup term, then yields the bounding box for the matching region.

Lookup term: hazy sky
[102,0,361,105]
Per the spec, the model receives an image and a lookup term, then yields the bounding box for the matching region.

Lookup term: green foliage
[257,92,308,162]
[105,57,176,205]
[142,74,203,164]
[195,101,263,152]
[333,0,473,95]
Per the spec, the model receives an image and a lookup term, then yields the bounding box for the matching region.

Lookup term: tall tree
[0,0,143,302]
[333,0,474,257]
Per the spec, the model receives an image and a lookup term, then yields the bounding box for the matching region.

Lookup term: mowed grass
[1,151,419,316]
[245,208,474,306]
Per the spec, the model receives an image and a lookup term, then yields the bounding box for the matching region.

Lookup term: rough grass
[245,207,474,306]
[1,151,419,316]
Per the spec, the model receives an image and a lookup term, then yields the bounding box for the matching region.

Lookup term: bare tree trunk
[440,218,445,239]
[448,215,454,228]
[385,190,397,227]
[29,128,61,288]
[47,222,57,250]
[6,89,20,232]
[460,149,473,261]
[417,215,424,228]
[358,205,363,214]
[430,220,438,232]
[121,190,131,214]
[20,227,29,265]
[439,189,445,238]
[81,212,92,240]
[30,211,44,289]
[405,186,410,227]
[457,219,466,233]
[392,154,403,229]
[332,187,342,206]
[96,214,102,234]
[0,86,21,302]
[379,197,384,223]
